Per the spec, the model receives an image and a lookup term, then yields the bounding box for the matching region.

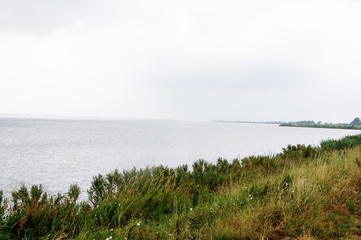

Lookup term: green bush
[320,134,361,151]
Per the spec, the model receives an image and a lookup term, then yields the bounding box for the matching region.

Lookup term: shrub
[320,134,361,151]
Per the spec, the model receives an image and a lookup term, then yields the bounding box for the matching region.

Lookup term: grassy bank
[1,135,361,239]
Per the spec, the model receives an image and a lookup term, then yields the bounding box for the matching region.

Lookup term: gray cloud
[146,56,313,90]
[0,0,361,122]
[0,0,120,34]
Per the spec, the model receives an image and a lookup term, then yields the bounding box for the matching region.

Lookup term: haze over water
[1,118,360,199]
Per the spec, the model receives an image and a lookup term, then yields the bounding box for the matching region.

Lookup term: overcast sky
[0,0,360,122]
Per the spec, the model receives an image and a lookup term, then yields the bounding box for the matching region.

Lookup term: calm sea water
[1,118,360,199]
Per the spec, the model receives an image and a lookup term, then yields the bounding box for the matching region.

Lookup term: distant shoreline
[280,123,361,130]
[216,120,283,124]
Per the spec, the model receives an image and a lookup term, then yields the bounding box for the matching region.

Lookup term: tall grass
[320,134,361,151]
[1,134,361,239]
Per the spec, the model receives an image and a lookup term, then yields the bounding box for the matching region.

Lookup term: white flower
[250,197,253,200]
[137,221,141,226]
[109,237,112,240]
[249,194,251,197]
[190,208,193,211]
[111,228,113,231]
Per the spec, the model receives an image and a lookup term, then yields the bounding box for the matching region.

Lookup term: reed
[1,134,361,239]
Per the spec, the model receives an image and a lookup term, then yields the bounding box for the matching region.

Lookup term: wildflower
[292,190,294,193]
[111,228,113,231]
[249,194,251,197]
[137,221,141,226]
[190,208,193,211]
[109,237,112,240]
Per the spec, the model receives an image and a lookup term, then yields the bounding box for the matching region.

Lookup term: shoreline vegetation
[279,117,361,130]
[280,123,361,130]
[280,118,361,130]
[1,135,361,239]
[219,117,361,131]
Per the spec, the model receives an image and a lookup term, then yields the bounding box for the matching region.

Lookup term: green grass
[1,135,361,239]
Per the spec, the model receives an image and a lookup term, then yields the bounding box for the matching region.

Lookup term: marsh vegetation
[1,135,361,239]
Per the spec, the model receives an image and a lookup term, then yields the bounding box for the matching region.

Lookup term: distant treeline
[280,117,361,130]
[219,117,361,127]
[280,123,361,130]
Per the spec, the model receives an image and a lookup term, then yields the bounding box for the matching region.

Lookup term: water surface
[1,118,360,198]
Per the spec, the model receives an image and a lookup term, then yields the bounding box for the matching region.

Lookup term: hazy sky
[1,0,360,122]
